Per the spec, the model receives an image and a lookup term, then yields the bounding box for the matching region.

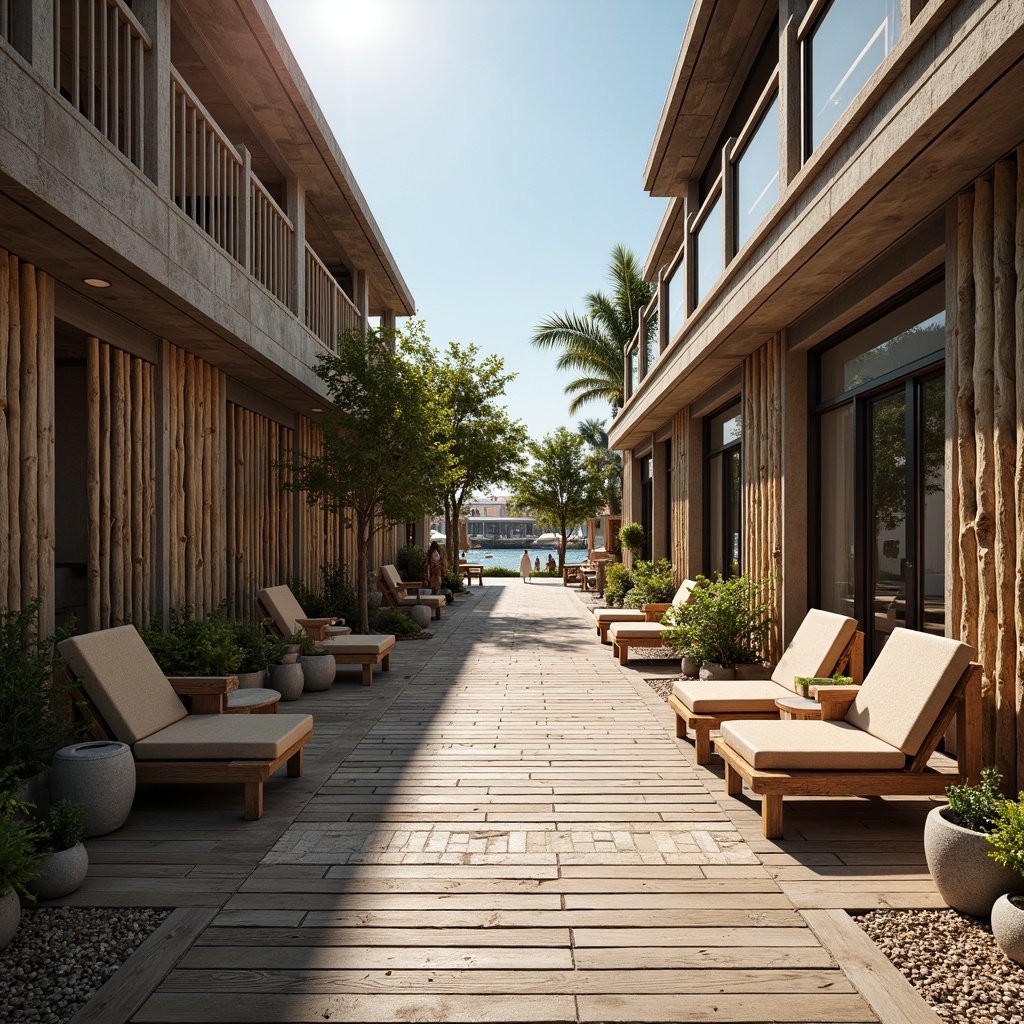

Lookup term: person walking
[519,549,532,583]
[425,540,445,595]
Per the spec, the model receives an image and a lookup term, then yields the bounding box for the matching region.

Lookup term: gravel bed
[646,676,677,701]
[0,906,170,1024]
[857,909,1024,1023]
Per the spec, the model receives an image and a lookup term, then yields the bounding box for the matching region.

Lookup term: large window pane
[736,93,780,249]
[709,405,742,449]
[708,453,725,578]
[628,345,638,396]
[819,404,854,617]
[808,0,900,152]
[664,260,686,344]
[645,308,659,375]
[695,192,723,306]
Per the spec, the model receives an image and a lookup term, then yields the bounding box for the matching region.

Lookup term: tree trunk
[558,519,568,571]
[357,510,370,634]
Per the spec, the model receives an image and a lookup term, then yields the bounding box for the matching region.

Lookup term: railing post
[354,269,369,335]
[779,0,808,187]
[287,177,305,320]
[134,0,170,189]
[657,268,668,354]
[238,144,252,274]
[25,0,53,79]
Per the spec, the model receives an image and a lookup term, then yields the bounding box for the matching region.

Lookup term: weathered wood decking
[64,580,947,1023]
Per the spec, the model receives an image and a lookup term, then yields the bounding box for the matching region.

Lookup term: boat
[484,553,494,558]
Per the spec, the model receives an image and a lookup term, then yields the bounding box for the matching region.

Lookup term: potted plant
[0,775,44,949]
[228,618,277,688]
[137,604,244,679]
[923,766,1019,918]
[618,522,645,561]
[293,633,336,693]
[602,563,634,608]
[269,634,305,701]
[622,559,676,609]
[987,797,1024,963]
[28,798,88,901]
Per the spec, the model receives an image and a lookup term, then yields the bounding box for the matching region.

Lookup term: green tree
[578,417,621,515]
[408,336,529,572]
[285,325,439,633]
[531,245,654,414]
[509,428,606,571]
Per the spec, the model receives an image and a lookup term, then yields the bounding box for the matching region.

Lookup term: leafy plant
[481,567,520,578]
[623,559,676,608]
[0,781,44,900]
[660,574,771,668]
[396,545,428,585]
[228,618,277,674]
[0,599,79,780]
[38,798,86,855]
[373,607,421,636]
[441,571,465,595]
[946,766,1006,833]
[618,522,645,558]
[603,563,634,607]
[137,604,243,677]
[986,796,1024,879]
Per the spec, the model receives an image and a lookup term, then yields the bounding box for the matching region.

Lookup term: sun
[314,0,391,50]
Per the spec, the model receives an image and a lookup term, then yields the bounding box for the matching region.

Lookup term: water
[464,547,587,571]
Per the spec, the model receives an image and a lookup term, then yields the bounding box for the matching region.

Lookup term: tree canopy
[509,428,606,570]
[577,417,621,516]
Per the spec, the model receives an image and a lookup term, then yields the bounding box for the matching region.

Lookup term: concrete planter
[735,663,770,680]
[923,806,1020,917]
[680,655,699,677]
[299,654,336,692]
[699,662,736,680]
[270,662,304,701]
[408,605,431,628]
[991,893,1024,964]
[28,843,88,901]
[236,669,267,689]
[0,886,20,950]
[51,741,135,837]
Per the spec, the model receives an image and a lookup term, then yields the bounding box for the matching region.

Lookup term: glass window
[807,0,900,152]
[709,406,742,449]
[706,401,742,577]
[628,344,638,396]
[695,192,723,306]
[735,93,780,249]
[664,259,686,345]
[644,307,659,375]
[819,404,855,617]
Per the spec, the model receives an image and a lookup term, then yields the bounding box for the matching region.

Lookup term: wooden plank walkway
[65,579,949,1023]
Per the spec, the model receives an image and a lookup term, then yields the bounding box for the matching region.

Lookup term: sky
[265,0,693,442]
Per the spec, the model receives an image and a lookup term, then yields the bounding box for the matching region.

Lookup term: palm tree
[531,245,654,415]
[578,418,622,515]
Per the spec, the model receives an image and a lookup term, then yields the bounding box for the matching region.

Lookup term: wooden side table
[775,696,822,720]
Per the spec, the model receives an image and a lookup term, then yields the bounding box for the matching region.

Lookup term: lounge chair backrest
[845,627,973,755]
[58,626,188,745]
[380,565,403,591]
[258,585,304,637]
[672,579,698,607]
[770,609,857,693]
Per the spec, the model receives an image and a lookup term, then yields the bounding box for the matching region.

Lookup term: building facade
[0,0,415,632]
[611,0,1024,787]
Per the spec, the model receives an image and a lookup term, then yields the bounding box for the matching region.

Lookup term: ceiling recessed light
[311,407,324,413]
[83,278,111,288]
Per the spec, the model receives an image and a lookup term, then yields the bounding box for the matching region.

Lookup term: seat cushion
[594,609,646,625]
[257,585,305,637]
[58,626,188,745]
[672,679,789,713]
[845,628,973,755]
[719,720,906,771]
[133,713,313,761]
[607,621,670,640]
[770,609,858,693]
[321,634,396,656]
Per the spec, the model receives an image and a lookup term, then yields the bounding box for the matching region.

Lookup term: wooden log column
[670,409,689,579]
[949,151,1024,791]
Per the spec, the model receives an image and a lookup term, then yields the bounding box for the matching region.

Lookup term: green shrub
[441,571,465,595]
[482,567,520,577]
[286,561,359,624]
[0,781,44,900]
[986,796,1024,879]
[603,563,634,607]
[228,618,278,674]
[946,766,1006,833]
[623,559,676,608]
[396,545,427,584]
[137,604,243,676]
[618,522,645,558]
[373,608,421,636]
[39,798,86,855]
[660,573,771,668]
[530,570,561,578]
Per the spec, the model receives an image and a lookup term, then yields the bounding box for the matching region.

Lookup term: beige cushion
[58,626,188,745]
[257,585,305,637]
[321,634,395,656]
[134,713,312,761]
[379,564,403,591]
[402,594,446,609]
[672,678,790,713]
[719,720,906,771]
[607,621,670,640]
[673,579,699,606]
[845,628,973,755]
[770,609,858,694]
[593,609,646,625]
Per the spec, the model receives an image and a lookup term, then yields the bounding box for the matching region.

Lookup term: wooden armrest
[643,603,670,621]
[167,676,239,695]
[296,617,337,628]
[816,688,857,721]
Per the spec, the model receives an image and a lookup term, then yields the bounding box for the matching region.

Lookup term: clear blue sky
[266,0,693,442]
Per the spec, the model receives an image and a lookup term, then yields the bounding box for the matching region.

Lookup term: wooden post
[19,264,39,605]
[131,355,145,624]
[111,348,126,624]
[183,353,196,609]
[6,253,20,608]
[86,338,101,631]
[1016,147,1024,794]
[0,251,9,607]
[36,272,55,632]
[99,342,111,628]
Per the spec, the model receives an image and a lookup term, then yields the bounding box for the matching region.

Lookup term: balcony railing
[170,67,243,263]
[249,176,293,308]
[54,0,150,169]
[305,244,361,351]
[642,299,659,376]
[2,0,15,48]
[662,246,685,346]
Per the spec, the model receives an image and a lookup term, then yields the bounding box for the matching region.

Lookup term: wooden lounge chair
[714,627,982,838]
[257,585,396,686]
[458,558,484,586]
[596,578,698,644]
[378,564,446,620]
[58,625,313,821]
[606,580,699,663]
[668,608,863,764]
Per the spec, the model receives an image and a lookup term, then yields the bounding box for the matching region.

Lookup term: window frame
[729,69,781,254]
[703,399,743,578]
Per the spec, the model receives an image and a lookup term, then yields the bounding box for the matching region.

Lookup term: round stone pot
[408,605,432,629]
[28,843,88,901]
[923,805,1020,917]
[51,741,135,837]
[270,662,304,701]
[299,653,336,692]
[991,893,1024,964]
[699,662,736,681]
[680,655,699,677]
[0,886,20,951]
[236,669,267,689]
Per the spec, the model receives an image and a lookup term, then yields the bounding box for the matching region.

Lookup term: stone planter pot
[991,893,1024,964]
[680,655,699,678]
[236,669,267,689]
[279,646,301,665]
[51,741,135,837]
[699,662,736,681]
[0,886,20,951]
[923,805,1020,917]
[270,662,304,701]
[28,843,88,901]
[408,605,432,629]
[299,654,336,692]
[734,663,769,680]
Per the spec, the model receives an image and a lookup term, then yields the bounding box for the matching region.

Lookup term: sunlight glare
[313,0,391,51]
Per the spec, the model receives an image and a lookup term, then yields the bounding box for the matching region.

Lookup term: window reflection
[736,93,780,249]
[819,404,854,618]
[695,192,723,306]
